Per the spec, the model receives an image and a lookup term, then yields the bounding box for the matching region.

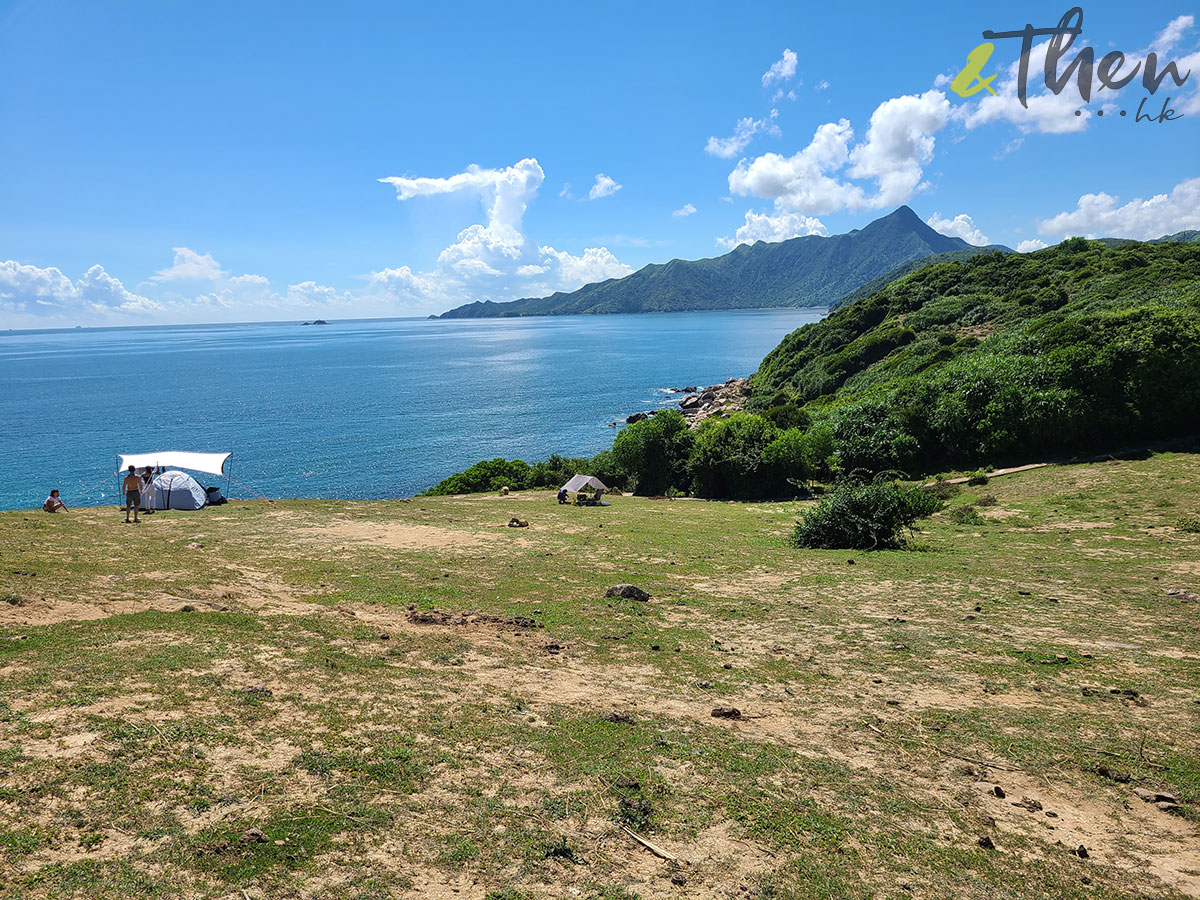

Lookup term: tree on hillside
[612,409,694,495]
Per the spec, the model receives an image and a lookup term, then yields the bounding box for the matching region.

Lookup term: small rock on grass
[711,706,742,720]
[605,584,650,602]
[240,828,267,844]
[978,835,995,849]
[603,711,635,724]
[1075,845,1089,858]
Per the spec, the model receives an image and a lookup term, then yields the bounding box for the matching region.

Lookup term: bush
[791,482,944,550]
[828,402,920,476]
[948,505,985,525]
[611,409,695,496]
[422,458,532,496]
[528,455,589,489]
[690,413,782,499]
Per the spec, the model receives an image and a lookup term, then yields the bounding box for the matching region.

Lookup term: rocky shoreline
[618,377,752,429]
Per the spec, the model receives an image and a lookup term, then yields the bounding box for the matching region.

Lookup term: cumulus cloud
[376,158,631,305]
[151,247,227,282]
[2,157,634,326]
[727,90,950,219]
[1154,14,1194,52]
[587,173,622,200]
[673,203,698,217]
[1036,177,1200,240]
[0,260,159,321]
[762,49,798,87]
[717,211,828,248]
[1016,239,1049,253]
[705,116,781,159]
[927,212,991,246]
[815,79,830,91]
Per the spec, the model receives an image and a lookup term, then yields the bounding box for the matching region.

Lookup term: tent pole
[227,454,233,500]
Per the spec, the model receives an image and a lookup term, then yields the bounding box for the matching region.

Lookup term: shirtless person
[122,466,143,523]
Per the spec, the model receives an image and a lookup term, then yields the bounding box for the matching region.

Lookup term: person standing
[43,489,68,513]
[122,466,143,523]
[139,466,156,513]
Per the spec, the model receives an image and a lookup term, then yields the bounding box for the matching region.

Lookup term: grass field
[1,453,1199,899]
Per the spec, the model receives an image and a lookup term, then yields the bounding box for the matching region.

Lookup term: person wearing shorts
[123,466,143,523]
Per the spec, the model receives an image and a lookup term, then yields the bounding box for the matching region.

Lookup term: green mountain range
[438,206,1011,318]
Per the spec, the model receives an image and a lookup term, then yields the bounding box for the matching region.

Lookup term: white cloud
[717,211,828,248]
[673,203,698,218]
[3,157,636,326]
[955,37,1090,134]
[558,182,573,199]
[957,15,1200,134]
[1036,177,1200,240]
[1154,14,1194,52]
[1016,239,1049,253]
[538,245,629,286]
[728,90,950,217]
[151,247,227,282]
[377,158,631,304]
[927,212,991,246]
[587,173,622,200]
[761,49,798,87]
[815,80,830,91]
[0,260,159,320]
[705,116,780,159]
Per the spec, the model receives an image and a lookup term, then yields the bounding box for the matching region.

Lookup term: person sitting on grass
[43,489,68,513]
[557,487,569,504]
[122,466,143,524]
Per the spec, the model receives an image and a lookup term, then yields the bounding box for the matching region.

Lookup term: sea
[0,309,826,511]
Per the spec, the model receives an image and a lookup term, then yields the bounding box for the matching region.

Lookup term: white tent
[118,451,230,477]
[146,470,208,510]
[561,474,608,493]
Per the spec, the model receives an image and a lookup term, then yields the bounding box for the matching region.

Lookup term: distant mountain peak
[438,207,988,319]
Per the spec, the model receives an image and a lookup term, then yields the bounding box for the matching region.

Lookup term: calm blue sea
[0,309,825,510]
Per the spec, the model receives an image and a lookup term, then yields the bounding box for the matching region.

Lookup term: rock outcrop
[676,377,751,427]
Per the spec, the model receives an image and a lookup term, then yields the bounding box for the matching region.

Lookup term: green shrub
[611,409,695,496]
[828,402,920,476]
[791,482,944,550]
[690,413,782,499]
[422,458,533,496]
[948,505,985,525]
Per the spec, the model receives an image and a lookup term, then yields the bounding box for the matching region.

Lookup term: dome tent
[147,470,208,510]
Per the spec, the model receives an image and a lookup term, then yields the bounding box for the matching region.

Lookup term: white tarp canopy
[147,470,208,510]
[118,451,230,477]
[562,474,608,493]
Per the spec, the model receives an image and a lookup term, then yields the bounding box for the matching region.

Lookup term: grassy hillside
[831,246,1013,310]
[439,207,975,318]
[750,238,1200,474]
[1,455,1199,898]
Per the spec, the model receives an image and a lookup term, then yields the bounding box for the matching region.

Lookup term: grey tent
[561,474,608,493]
[147,470,208,510]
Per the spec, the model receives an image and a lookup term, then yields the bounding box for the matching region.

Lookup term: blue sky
[2,1,1198,326]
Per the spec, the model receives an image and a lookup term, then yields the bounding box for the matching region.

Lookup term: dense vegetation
[428,238,1200,501]
[750,238,1200,475]
[439,206,988,317]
